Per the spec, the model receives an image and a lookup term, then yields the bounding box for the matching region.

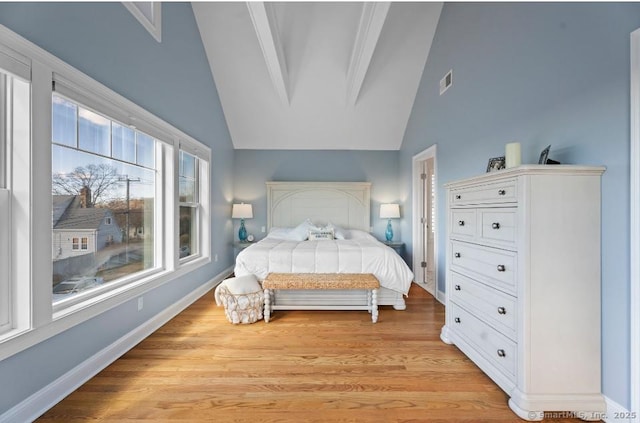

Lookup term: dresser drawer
[450,180,517,206]
[479,208,517,248]
[450,241,517,295]
[451,209,476,239]
[449,271,517,340]
[449,302,517,381]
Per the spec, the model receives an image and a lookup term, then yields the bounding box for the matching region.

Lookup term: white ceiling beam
[346,2,390,106]
[246,2,289,105]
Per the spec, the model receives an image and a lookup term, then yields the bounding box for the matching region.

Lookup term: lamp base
[238,219,248,242]
[385,219,393,242]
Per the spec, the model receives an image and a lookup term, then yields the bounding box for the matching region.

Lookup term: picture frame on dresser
[538,145,551,164]
[486,156,506,172]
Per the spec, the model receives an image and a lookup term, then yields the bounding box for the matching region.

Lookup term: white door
[412,145,438,299]
[425,158,436,275]
[417,158,436,294]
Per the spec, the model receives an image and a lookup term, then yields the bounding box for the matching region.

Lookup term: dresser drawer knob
[492,222,500,230]
[497,306,506,315]
[458,220,465,226]
[454,317,461,323]
[498,189,506,196]
[454,285,461,291]
[454,252,461,258]
[497,264,506,272]
[497,349,506,357]
[455,194,461,200]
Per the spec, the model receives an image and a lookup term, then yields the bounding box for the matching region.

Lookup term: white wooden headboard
[266,182,371,231]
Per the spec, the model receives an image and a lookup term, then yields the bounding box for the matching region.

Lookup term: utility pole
[118,175,140,262]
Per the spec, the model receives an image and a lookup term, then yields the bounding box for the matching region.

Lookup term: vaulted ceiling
[192,2,442,150]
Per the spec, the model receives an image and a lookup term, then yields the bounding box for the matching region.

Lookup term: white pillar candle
[505,142,522,168]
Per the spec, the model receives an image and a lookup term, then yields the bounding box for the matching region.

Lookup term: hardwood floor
[38,284,586,422]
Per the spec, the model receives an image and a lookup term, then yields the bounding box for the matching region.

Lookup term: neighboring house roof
[52,195,113,231]
[52,195,75,227]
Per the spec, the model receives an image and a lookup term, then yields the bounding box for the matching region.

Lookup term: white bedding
[234,237,414,296]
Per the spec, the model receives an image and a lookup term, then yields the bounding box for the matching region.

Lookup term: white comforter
[234,238,414,295]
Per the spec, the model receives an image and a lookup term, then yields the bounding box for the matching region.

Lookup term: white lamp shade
[232,203,253,219]
[380,203,400,219]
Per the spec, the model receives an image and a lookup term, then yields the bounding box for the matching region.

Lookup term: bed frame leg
[371,289,378,323]
[393,295,406,311]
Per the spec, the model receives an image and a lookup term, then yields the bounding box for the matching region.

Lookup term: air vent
[439,69,453,95]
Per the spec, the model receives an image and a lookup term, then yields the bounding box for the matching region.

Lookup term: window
[52,95,157,303]
[123,2,162,43]
[179,150,199,260]
[0,51,31,337]
[0,24,211,357]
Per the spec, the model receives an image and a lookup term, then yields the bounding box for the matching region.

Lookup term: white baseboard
[604,395,636,423]
[0,266,233,423]
[436,289,445,305]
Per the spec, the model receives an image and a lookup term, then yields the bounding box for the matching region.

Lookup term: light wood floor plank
[37,284,586,422]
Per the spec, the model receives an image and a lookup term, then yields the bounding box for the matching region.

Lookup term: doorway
[412,145,438,300]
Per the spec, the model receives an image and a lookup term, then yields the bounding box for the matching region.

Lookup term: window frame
[0,60,31,338]
[178,150,200,263]
[0,24,212,361]
[0,72,9,333]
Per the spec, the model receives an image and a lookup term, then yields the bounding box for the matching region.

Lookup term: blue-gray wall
[0,2,234,414]
[0,0,636,416]
[233,150,401,242]
[399,2,640,409]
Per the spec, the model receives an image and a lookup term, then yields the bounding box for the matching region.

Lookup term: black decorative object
[487,156,506,172]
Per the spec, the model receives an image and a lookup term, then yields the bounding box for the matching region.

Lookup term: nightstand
[233,241,252,258]
[382,241,405,256]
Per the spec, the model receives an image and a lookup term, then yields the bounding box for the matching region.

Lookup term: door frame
[629,27,640,423]
[411,144,441,302]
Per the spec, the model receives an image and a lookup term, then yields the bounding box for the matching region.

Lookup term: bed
[233,181,413,310]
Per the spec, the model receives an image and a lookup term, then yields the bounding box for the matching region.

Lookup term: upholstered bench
[262,273,380,323]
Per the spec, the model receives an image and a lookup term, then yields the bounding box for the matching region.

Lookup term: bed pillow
[288,219,317,241]
[265,227,292,240]
[308,228,335,241]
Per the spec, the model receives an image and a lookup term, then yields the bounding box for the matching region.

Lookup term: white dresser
[440,165,606,421]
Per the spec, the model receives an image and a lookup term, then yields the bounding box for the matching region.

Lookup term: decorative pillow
[324,222,347,240]
[309,228,335,241]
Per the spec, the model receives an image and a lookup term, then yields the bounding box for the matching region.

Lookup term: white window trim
[629,27,640,423]
[0,23,211,362]
[123,2,162,43]
[178,150,203,263]
[0,189,10,332]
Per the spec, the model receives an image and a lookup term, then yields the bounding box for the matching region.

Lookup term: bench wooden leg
[371,288,378,323]
[264,288,271,323]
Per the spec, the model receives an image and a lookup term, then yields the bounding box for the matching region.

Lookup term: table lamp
[380,204,400,242]
[232,203,253,242]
